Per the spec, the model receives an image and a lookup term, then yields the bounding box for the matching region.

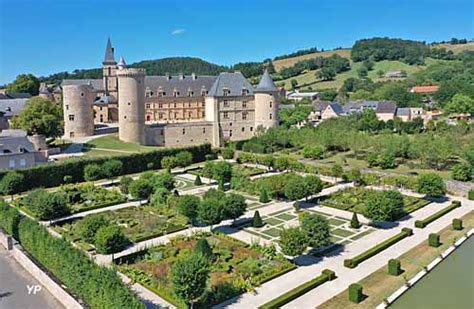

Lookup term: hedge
[0,144,212,194]
[349,283,364,303]
[0,202,20,237]
[16,218,144,308]
[452,218,463,230]
[428,233,441,247]
[388,258,402,276]
[259,269,336,309]
[468,189,474,201]
[414,201,461,229]
[344,228,413,268]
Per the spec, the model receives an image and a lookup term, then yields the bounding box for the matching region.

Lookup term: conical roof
[118,56,127,69]
[103,37,116,65]
[255,69,278,93]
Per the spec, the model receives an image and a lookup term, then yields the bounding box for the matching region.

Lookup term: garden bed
[115,232,295,308]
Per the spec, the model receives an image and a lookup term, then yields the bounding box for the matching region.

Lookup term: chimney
[179,73,184,80]
[165,73,171,80]
[191,73,197,80]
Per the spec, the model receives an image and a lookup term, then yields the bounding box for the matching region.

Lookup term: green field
[85,134,159,153]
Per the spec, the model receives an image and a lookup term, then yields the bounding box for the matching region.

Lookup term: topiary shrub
[293,201,301,213]
[194,238,213,260]
[388,259,402,276]
[348,283,363,303]
[322,269,336,280]
[194,175,202,186]
[451,200,461,207]
[452,218,463,230]
[415,220,426,228]
[259,187,270,203]
[401,227,413,236]
[428,233,440,247]
[468,189,474,201]
[252,211,264,228]
[350,212,361,229]
[344,259,356,269]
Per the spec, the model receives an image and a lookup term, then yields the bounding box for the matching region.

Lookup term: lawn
[85,134,159,153]
[320,187,430,216]
[174,176,199,190]
[52,205,189,251]
[319,210,474,309]
[116,232,295,308]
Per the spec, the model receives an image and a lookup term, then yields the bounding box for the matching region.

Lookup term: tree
[357,66,368,78]
[451,163,472,182]
[151,172,175,191]
[194,238,213,260]
[279,227,307,256]
[176,195,201,223]
[259,187,270,203]
[364,190,404,221]
[197,196,224,229]
[221,148,235,160]
[175,151,193,168]
[10,97,63,138]
[376,70,385,78]
[102,160,123,180]
[291,79,298,89]
[0,171,24,198]
[299,213,331,249]
[128,178,154,200]
[351,212,361,229]
[6,74,40,95]
[252,210,264,228]
[302,145,325,159]
[78,215,110,243]
[194,175,202,186]
[348,169,363,186]
[119,176,133,195]
[284,177,307,200]
[417,173,446,197]
[171,253,209,307]
[274,156,290,171]
[316,67,336,81]
[222,193,247,223]
[445,94,474,114]
[161,156,178,171]
[303,175,323,199]
[94,225,128,254]
[331,164,344,181]
[378,152,397,169]
[150,187,170,206]
[27,190,70,220]
[84,164,103,182]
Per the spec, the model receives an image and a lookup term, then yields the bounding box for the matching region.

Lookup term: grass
[328,218,348,226]
[85,134,158,153]
[434,42,474,54]
[275,213,297,221]
[273,49,351,71]
[332,228,355,238]
[320,211,474,309]
[262,228,282,238]
[265,217,285,226]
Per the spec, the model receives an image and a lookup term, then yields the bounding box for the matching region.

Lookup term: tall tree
[6,74,40,95]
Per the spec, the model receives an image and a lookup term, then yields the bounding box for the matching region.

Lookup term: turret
[63,84,95,138]
[254,69,279,129]
[117,67,146,144]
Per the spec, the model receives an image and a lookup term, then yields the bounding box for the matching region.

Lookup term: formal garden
[116,232,295,308]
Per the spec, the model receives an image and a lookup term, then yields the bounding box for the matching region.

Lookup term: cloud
[171,29,187,35]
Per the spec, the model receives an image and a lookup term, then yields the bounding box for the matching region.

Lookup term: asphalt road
[0,246,63,309]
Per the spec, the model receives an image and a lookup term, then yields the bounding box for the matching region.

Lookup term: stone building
[62,39,279,147]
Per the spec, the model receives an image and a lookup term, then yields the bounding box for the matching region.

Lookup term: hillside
[433,42,474,54]
[273,49,351,71]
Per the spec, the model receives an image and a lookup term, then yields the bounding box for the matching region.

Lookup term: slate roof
[312,101,330,112]
[208,72,254,97]
[343,101,394,114]
[0,93,32,100]
[0,99,28,117]
[0,130,35,154]
[255,69,278,93]
[103,38,116,65]
[376,101,397,114]
[396,107,411,117]
[328,103,344,114]
[145,75,217,97]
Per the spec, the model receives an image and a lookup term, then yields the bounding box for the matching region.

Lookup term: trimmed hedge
[0,144,212,194]
[452,218,463,230]
[259,269,336,309]
[16,218,144,308]
[0,202,20,237]
[468,189,474,201]
[344,228,413,268]
[349,283,363,303]
[428,233,441,247]
[415,201,461,229]
[388,258,402,276]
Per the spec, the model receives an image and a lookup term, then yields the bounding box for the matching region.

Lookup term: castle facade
[62,39,279,147]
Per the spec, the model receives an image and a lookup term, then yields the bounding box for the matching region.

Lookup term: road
[0,247,63,309]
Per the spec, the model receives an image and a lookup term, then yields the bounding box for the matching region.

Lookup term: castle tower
[102,38,118,96]
[254,69,279,129]
[117,67,146,144]
[62,84,95,138]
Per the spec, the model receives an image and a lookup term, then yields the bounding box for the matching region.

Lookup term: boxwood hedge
[415,201,461,229]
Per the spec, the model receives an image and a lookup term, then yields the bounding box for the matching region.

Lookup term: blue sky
[0,0,473,84]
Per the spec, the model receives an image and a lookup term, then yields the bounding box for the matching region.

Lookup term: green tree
[259,187,270,203]
[194,238,213,260]
[274,156,290,171]
[291,79,298,89]
[364,190,404,221]
[303,175,323,199]
[11,97,63,138]
[299,213,331,249]
[171,253,209,307]
[94,225,128,254]
[150,187,170,206]
[331,164,344,181]
[119,176,133,195]
[302,145,325,159]
[176,195,201,223]
[316,67,336,81]
[222,193,247,223]
[102,160,123,180]
[451,163,472,182]
[194,175,202,186]
[284,177,307,200]
[0,171,24,198]
[78,215,110,243]
[221,147,235,160]
[161,156,178,171]
[351,212,361,229]
[378,152,397,169]
[83,164,103,182]
[252,210,264,228]
[348,169,363,186]
[444,94,474,114]
[357,66,368,78]
[6,74,40,95]
[279,227,307,256]
[197,195,224,229]
[27,190,70,220]
[175,151,193,168]
[129,178,154,200]
[417,173,446,197]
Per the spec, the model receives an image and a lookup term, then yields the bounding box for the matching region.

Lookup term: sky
[0,0,473,85]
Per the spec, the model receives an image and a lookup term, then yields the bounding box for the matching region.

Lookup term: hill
[273,49,351,71]
[41,57,228,83]
[433,42,474,54]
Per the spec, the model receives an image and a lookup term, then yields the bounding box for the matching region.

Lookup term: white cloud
[171,29,187,35]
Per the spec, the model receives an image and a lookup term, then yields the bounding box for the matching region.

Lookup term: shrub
[299,213,331,249]
[416,173,446,197]
[195,238,213,259]
[293,201,301,212]
[0,171,24,198]
[129,178,154,200]
[469,189,474,201]
[452,218,463,230]
[24,189,70,220]
[194,175,202,186]
[279,227,307,256]
[0,202,20,237]
[415,220,425,228]
[451,163,472,181]
[388,259,402,276]
[102,159,123,179]
[161,156,178,171]
[428,233,440,247]
[94,225,129,254]
[415,202,461,229]
[252,211,264,228]
[119,176,133,195]
[364,190,404,221]
[348,283,363,303]
[83,163,103,181]
[221,148,235,160]
[17,218,143,308]
[78,215,110,243]
[259,187,270,203]
[350,212,361,229]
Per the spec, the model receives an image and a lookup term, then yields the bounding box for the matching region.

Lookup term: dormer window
[242,88,248,96]
[223,88,230,96]
[173,91,180,97]
[188,91,194,97]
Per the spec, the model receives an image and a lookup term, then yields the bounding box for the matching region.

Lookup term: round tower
[254,69,279,129]
[62,84,95,138]
[117,67,146,144]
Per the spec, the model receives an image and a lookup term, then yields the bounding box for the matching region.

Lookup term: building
[62,39,279,147]
[0,130,48,170]
[286,90,320,102]
[384,71,407,78]
[409,85,439,94]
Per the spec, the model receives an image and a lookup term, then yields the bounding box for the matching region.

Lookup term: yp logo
[26,285,42,295]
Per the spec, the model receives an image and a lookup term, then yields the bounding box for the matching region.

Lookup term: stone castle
[62,39,279,147]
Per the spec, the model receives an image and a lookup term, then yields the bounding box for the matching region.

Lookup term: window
[174,112,178,118]
[188,91,194,97]
[269,113,273,119]
[128,102,131,106]
[241,127,245,132]
[182,128,186,135]
[173,91,179,97]
[188,102,191,107]
[188,112,192,118]
[242,112,248,120]
[223,88,230,96]
[229,130,233,137]
[159,113,164,119]
[80,92,84,97]
[66,105,69,110]
[201,102,205,107]
[9,159,15,168]
[242,88,248,96]
[100,115,104,122]
[99,106,103,111]
[68,114,75,121]
[223,100,229,107]
[160,129,164,136]
[202,127,206,134]
[20,159,26,167]
[202,111,205,117]
[146,115,151,121]
[201,90,207,96]
[242,101,247,108]
[146,103,151,109]
[174,103,177,108]
[158,103,163,108]
[124,115,127,119]
[269,101,273,108]
[250,127,253,132]
[223,111,229,119]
